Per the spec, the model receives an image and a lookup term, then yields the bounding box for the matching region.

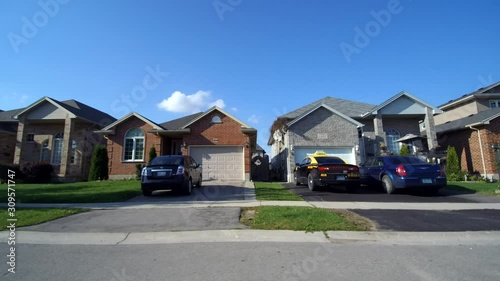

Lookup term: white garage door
[190,146,244,180]
[294,147,355,165]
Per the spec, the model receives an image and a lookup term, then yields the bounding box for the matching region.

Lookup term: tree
[399,144,410,156]
[446,146,460,174]
[148,147,157,164]
[88,145,109,181]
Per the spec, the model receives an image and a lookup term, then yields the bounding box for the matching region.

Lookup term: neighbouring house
[95,106,257,181]
[0,97,116,181]
[268,93,442,182]
[436,81,500,180]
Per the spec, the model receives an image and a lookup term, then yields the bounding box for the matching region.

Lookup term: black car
[140,155,202,196]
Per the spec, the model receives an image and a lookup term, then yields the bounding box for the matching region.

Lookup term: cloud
[157,90,226,113]
[231,107,238,112]
[248,114,259,124]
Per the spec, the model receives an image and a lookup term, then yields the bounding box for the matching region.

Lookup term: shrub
[447,172,465,182]
[88,145,109,181]
[0,164,22,184]
[136,164,145,180]
[148,147,157,164]
[20,163,53,183]
[399,144,410,156]
[446,146,461,176]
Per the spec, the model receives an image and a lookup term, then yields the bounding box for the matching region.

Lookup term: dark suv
[140,155,202,196]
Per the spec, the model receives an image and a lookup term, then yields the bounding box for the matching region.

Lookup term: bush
[88,145,109,181]
[148,147,157,164]
[446,146,462,176]
[20,163,53,183]
[0,164,22,184]
[447,172,465,182]
[136,164,145,180]
[399,144,410,156]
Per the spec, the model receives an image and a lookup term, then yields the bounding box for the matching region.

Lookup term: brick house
[96,106,257,181]
[269,92,442,182]
[0,97,115,181]
[436,81,500,180]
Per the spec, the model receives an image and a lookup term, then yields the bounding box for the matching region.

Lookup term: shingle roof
[436,107,500,133]
[159,112,204,130]
[438,81,500,108]
[56,99,116,126]
[0,108,23,122]
[280,96,376,119]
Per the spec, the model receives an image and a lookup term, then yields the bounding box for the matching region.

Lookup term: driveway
[284,183,500,203]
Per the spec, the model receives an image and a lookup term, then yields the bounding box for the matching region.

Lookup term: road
[2,240,500,281]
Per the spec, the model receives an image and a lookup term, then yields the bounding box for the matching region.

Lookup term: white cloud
[157,90,226,113]
[248,114,259,124]
[231,107,238,112]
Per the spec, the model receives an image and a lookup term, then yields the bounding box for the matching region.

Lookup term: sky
[1,0,500,153]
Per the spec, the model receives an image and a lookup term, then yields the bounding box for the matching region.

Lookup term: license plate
[422,178,432,184]
[157,171,167,177]
[337,175,345,181]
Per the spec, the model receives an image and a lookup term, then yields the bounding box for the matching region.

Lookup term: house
[95,106,257,181]
[268,93,442,182]
[436,81,500,180]
[0,97,116,181]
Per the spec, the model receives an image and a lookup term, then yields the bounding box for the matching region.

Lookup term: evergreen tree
[88,145,109,181]
[148,147,157,163]
[446,145,460,175]
[399,144,410,156]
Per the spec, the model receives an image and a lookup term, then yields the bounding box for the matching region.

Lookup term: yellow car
[294,151,360,192]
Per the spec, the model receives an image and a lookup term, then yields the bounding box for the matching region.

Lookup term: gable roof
[180,106,255,130]
[0,108,24,122]
[279,96,376,120]
[361,91,442,117]
[439,81,500,109]
[287,103,364,128]
[97,112,163,133]
[12,96,116,125]
[435,107,500,134]
[159,112,204,130]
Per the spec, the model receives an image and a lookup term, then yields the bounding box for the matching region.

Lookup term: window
[124,128,144,161]
[490,100,500,108]
[70,140,77,164]
[211,115,222,123]
[26,134,34,142]
[40,140,49,163]
[52,133,63,165]
[385,129,401,155]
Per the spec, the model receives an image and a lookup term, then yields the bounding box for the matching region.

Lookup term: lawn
[0,180,141,203]
[445,182,500,196]
[0,208,87,230]
[253,182,304,201]
[240,206,373,231]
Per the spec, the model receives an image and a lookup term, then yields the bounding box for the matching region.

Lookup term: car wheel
[142,188,152,197]
[307,173,318,191]
[346,183,359,193]
[381,175,395,194]
[183,179,193,195]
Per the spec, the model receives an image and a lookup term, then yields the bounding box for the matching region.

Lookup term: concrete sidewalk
[10,200,500,210]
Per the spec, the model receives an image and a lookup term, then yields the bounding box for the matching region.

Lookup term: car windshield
[150,157,182,166]
[386,156,426,165]
[315,157,345,164]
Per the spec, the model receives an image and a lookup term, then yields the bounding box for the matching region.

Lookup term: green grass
[253,182,304,201]
[0,208,87,230]
[240,206,372,231]
[0,180,141,203]
[445,182,500,196]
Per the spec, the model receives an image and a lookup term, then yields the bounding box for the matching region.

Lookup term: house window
[52,133,63,165]
[40,140,49,163]
[70,140,77,164]
[123,128,144,161]
[211,115,222,123]
[26,134,35,142]
[385,129,401,155]
[489,100,500,108]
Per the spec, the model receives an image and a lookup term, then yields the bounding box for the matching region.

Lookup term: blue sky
[1,0,499,152]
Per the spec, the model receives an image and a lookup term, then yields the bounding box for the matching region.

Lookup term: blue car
[359,156,447,194]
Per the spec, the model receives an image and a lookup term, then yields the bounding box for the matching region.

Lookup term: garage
[294,147,355,165]
[190,146,244,181]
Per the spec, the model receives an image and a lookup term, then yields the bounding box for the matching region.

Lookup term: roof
[287,103,364,128]
[98,112,163,132]
[12,97,116,125]
[439,81,500,109]
[436,107,500,134]
[362,91,442,117]
[0,108,23,122]
[279,96,376,119]
[180,106,255,130]
[159,112,204,130]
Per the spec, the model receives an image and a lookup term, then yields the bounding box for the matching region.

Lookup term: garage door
[294,147,355,164]
[190,146,244,180]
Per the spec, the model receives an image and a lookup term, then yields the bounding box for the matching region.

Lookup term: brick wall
[182,111,252,175]
[106,116,162,179]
